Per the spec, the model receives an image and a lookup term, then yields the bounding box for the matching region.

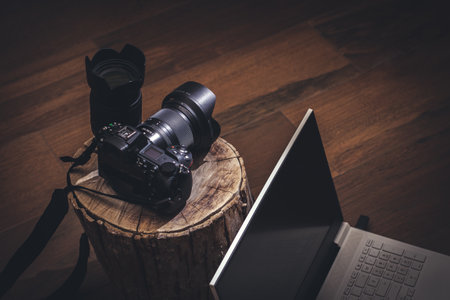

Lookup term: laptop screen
[211,109,343,299]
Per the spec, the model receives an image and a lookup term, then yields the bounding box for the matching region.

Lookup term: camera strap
[0,139,98,299]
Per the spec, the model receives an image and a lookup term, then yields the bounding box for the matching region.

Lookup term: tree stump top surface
[70,138,246,238]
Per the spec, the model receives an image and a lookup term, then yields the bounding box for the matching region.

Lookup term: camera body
[98,122,194,214]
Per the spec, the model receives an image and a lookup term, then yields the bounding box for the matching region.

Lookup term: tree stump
[68,138,252,300]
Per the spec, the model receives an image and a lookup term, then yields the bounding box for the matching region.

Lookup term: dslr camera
[86,45,220,214]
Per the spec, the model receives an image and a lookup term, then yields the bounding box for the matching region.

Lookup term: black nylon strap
[0,188,69,298]
[61,138,98,167]
[45,233,90,300]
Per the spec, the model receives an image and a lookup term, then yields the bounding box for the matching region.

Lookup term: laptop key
[389,254,401,264]
[375,278,390,296]
[367,276,380,287]
[386,262,398,272]
[362,264,373,273]
[344,286,351,295]
[397,265,409,275]
[382,270,394,280]
[383,244,404,256]
[351,286,363,296]
[379,252,390,261]
[355,273,369,288]
[355,262,362,270]
[393,273,405,284]
[347,279,355,287]
[400,257,412,267]
[386,282,401,299]
[364,286,375,296]
[405,277,418,287]
[375,259,386,269]
[413,253,426,263]
[404,250,415,259]
[404,251,427,263]
[365,256,376,265]
[351,271,358,279]
[372,267,384,277]
[369,248,380,257]
[411,260,423,271]
[372,240,383,249]
[407,269,419,279]
[404,269,420,287]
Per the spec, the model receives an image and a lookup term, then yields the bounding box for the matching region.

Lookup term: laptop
[210,109,450,299]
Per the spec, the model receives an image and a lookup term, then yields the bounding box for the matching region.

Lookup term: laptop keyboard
[341,239,426,300]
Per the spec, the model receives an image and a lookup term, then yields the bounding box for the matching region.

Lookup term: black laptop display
[211,110,342,299]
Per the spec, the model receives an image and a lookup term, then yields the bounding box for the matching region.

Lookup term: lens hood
[162,81,221,151]
[85,44,145,106]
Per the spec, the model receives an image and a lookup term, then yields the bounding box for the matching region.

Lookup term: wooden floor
[1,0,449,298]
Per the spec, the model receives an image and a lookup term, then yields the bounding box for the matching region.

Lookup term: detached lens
[86,44,145,135]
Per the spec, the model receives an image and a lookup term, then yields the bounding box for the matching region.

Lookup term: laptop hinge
[334,222,351,247]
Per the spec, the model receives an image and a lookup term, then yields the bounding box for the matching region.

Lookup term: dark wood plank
[282,36,450,173]
[223,112,295,198]
[2,259,117,300]
[313,0,450,71]
[93,0,347,84]
[0,0,187,85]
[216,65,358,136]
[0,72,89,147]
[0,132,67,230]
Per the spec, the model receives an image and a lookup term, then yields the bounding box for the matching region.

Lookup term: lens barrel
[140,81,220,152]
[86,44,145,135]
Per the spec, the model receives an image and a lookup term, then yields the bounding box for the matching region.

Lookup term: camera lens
[139,81,220,151]
[86,44,145,135]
